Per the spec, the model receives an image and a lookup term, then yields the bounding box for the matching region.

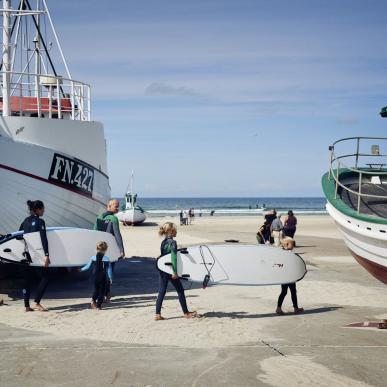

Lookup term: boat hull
[117,208,146,226]
[326,202,387,284]
[0,136,109,233]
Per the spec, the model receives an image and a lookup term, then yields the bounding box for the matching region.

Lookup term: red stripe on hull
[349,249,387,285]
[0,163,106,207]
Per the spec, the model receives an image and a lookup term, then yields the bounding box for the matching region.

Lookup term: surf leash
[199,245,216,289]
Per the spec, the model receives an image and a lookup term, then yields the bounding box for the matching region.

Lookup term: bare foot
[33,303,48,312]
[276,307,285,315]
[0,299,3,306]
[294,307,304,314]
[184,311,202,319]
[105,293,111,303]
[154,314,165,321]
[90,301,97,310]
[25,307,34,312]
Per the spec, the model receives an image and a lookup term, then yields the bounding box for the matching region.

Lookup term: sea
[119,197,327,217]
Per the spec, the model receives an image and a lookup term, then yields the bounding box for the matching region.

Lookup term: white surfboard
[157,244,307,286]
[0,227,121,267]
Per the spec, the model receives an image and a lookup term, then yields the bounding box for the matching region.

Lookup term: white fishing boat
[322,137,387,284]
[0,0,109,234]
[116,172,146,225]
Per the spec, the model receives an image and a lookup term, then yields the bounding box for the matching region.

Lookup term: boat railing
[1,71,91,121]
[328,137,387,214]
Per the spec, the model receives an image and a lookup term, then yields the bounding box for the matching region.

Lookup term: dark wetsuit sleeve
[171,240,178,274]
[112,220,124,255]
[39,219,49,256]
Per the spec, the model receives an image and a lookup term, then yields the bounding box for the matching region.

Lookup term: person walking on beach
[155,222,198,321]
[19,200,50,312]
[276,237,304,315]
[94,199,125,300]
[264,209,277,244]
[256,220,270,244]
[283,210,297,238]
[182,210,188,225]
[80,241,113,310]
[270,214,283,247]
[179,210,183,226]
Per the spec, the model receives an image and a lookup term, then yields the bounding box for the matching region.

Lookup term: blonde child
[80,241,112,310]
[155,222,198,320]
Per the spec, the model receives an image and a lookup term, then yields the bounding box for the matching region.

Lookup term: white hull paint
[0,132,109,233]
[326,203,387,268]
[117,208,146,225]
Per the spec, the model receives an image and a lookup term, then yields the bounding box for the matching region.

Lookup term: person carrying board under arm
[155,222,198,321]
[19,200,50,312]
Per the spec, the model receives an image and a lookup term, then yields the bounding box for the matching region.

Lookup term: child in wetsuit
[80,241,112,310]
[155,222,198,321]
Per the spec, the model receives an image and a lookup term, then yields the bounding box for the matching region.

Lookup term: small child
[80,241,112,310]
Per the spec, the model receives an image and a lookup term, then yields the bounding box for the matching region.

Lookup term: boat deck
[339,182,387,219]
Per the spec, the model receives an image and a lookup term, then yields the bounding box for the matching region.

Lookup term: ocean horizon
[116,197,327,216]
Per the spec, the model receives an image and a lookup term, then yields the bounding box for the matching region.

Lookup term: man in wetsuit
[94,199,125,300]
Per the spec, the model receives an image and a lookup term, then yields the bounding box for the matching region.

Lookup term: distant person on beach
[80,241,113,310]
[182,210,188,225]
[94,199,125,301]
[179,210,183,226]
[264,209,277,244]
[256,220,270,244]
[276,237,304,315]
[188,208,192,224]
[283,210,297,238]
[270,214,283,247]
[19,200,50,312]
[191,208,195,223]
[155,222,198,320]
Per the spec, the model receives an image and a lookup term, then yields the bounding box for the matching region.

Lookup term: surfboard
[0,227,121,267]
[157,244,307,286]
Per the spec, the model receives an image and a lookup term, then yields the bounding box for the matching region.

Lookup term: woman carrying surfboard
[19,200,50,312]
[155,222,198,321]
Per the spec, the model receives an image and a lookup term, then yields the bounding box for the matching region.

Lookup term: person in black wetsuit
[80,241,113,310]
[19,200,50,312]
[276,239,304,315]
[155,222,198,321]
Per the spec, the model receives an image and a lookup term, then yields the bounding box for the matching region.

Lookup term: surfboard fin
[22,251,32,263]
[202,274,210,289]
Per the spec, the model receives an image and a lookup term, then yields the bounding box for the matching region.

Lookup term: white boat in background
[0,1,109,234]
[322,137,387,284]
[116,172,147,225]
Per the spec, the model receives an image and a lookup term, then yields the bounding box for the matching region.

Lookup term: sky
[46,0,387,197]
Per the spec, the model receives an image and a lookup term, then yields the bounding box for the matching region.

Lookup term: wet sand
[0,215,386,386]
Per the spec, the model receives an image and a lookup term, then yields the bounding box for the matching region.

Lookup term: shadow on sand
[3,257,202,301]
[202,306,342,319]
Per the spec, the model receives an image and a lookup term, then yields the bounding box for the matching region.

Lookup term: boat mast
[2,0,11,117]
[34,0,40,98]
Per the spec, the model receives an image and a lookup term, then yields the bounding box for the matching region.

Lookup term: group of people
[179,208,195,225]
[19,199,125,312]
[15,199,302,319]
[257,209,297,247]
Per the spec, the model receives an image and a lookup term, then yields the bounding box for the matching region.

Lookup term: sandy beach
[1,214,386,386]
